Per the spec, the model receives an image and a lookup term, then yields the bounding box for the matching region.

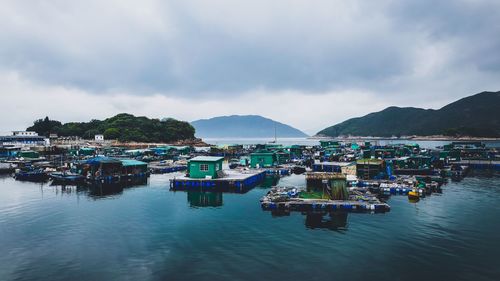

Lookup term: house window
[200,164,209,172]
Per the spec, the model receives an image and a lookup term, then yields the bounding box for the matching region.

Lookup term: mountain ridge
[191,115,308,138]
[317,91,500,138]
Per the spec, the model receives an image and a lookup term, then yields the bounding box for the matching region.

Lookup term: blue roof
[85,156,122,165]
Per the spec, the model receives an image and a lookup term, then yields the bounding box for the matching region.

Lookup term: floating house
[250,151,277,168]
[356,159,386,180]
[320,140,339,148]
[390,156,433,175]
[275,150,290,165]
[284,145,303,158]
[120,159,148,178]
[188,156,224,179]
[78,147,95,156]
[446,142,489,160]
[82,157,123,183]
[374,148,396,159]
[312,161,355,175]
[80,157,149,184]
[17,150,40,159]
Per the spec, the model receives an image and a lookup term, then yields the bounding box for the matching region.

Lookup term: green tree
[103,128,120,139]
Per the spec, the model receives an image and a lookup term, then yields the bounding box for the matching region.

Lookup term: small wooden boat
[292,166,306,175]
[14,169,49,182]
[49,172,85,184]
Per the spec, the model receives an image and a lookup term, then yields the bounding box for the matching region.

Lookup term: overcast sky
[1,0,499,135]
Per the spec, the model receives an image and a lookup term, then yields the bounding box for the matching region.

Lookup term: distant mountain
[191,115,308,138]
[317,91,500,138]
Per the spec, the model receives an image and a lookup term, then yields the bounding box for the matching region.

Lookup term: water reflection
[269,210,349,231]
[304,212,348,231]
[187,191,223,207]
[47,178,149,199]
[260,175,280,188]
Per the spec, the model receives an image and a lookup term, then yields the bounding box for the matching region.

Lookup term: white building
[12,131,39,137]
[0,131,47,147]
[95,134,104,142]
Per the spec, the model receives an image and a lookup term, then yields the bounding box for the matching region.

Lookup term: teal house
[320,140,339,148]
[188,156,224,179]
[120,159,148,175]
[284,145,303,158]
[250,151,277,168]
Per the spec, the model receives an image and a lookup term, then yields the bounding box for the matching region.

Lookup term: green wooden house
[356,159,386,179]
[275,150,290,165]
[284,145,303,158]
[320,140,339,148]
[120,159,148,174]
[188,156,224,179]
[250,151,277,168]
[18,150,40,159]
[78,147,96,156]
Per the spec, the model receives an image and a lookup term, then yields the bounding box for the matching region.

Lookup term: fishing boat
[14,169,49,182]
[0,162,14,174]
[408,189,420,200]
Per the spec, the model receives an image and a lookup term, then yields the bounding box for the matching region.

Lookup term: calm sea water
[0,171,499,281]
[203,137,500,149]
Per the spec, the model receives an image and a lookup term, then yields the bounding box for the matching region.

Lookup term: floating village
[1,130,499,217]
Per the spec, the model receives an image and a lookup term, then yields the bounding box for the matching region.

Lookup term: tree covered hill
[27,113,195,142]
[317,91,500,138]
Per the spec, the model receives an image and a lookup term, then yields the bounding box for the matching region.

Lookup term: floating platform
[149,165,187,174]
[450,160,500,170]
[264,168,291,176]
[261,186,390,213]
[261,198,390,213]
[170,170,266,193]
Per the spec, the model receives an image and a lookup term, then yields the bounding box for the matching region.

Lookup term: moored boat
[408,189,420,200]
[0,162,14,174]
[49,172,85,184]
[14,169,49,182]
[292,165,306,175]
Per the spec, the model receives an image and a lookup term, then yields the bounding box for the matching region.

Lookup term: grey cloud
[0,0,498,98]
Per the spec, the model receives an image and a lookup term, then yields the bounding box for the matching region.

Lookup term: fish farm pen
[260,186,390,213]
[450,160,500,170]
[261,199,391,213]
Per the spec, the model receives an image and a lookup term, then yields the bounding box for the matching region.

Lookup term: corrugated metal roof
[85,156,122,165]
[120,159,148,167]
[189,156,224,162]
